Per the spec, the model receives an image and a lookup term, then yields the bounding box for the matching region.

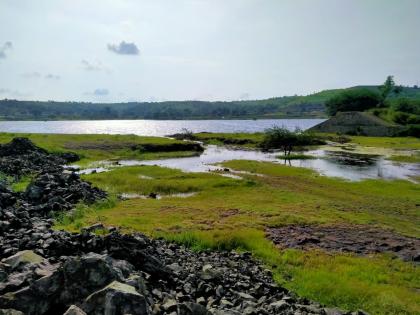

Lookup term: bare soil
[266,224,420,262]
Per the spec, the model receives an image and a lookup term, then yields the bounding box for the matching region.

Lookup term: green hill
[1,86,419,120]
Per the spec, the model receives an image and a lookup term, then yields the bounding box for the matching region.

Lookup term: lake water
[79,145,419,182]
[0,119,325,136]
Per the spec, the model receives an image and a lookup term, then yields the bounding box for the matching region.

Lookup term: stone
[178,302,212,315]
[2,250,44,270]
[63,305,87,315]
[84,281,149,315]
[0,310,24,315]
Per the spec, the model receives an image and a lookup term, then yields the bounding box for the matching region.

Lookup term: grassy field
[56,159,420,315]
[0,133,201,166]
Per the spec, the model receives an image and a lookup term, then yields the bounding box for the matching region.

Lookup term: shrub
[397,125,420,138]
[325,89,382,116]
[392,98,420,115]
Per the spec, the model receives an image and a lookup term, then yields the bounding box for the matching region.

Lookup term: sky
[0,0,419,102]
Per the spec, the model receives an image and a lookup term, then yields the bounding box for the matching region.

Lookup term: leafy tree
[325,89,381,116]
[379,75,403,105]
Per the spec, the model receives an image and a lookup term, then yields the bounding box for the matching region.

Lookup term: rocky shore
[0,138,364,315]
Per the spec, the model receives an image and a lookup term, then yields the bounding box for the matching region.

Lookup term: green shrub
[325,89,382,116]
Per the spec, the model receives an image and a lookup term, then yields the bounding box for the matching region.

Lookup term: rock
[2,250,44,270]
[178,302,212,315]
[83,281,149,315]
[269,300,289,311]
[63,305,87,315]
[162,298,177,312]
[0,310,24,315]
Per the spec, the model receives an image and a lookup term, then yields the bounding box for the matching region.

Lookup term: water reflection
[118,146,419,182]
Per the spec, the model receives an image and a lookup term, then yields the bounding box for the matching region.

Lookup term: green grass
[11,175,33,192]
[388,154,420,163]
[0,133,201,166]
[349,136,420,150]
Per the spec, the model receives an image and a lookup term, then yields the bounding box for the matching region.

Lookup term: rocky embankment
[0,138,363,315]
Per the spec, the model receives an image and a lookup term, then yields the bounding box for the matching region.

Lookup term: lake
[0,119,325,136]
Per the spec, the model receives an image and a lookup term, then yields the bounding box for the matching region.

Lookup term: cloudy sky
[0,0,419,102]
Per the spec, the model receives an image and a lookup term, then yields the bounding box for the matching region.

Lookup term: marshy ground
[1,132,419,315]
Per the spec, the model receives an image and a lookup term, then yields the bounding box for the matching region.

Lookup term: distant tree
[379,75,403,105]
[325,89,382,116]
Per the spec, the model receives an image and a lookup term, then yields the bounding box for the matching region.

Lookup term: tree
[259,127,322,156]
[379,75,403,105]
[380,75,396,100]
[325,89,382,116]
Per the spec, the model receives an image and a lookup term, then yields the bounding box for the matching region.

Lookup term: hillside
[1,86,419,120]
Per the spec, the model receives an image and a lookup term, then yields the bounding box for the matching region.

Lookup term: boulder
[83,281,149,315]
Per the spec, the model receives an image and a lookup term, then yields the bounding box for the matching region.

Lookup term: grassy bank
[0,133,202,166]
[56,159,420,315]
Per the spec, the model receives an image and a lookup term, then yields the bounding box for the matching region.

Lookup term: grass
[0,133,201,166]
[55,158,420,314]
[275,153,316,160]
[11,175,33,192]
[388,154,420,163]
[192,132,264,148]
[349,136,420,150]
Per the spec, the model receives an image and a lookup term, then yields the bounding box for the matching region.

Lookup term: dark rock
[83,281,149,315]
[63,305,87,315]
[178,302,211,315]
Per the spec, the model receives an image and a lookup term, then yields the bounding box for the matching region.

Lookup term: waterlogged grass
[0,133,200,166]
[349,136,420,150]
[81,165,248,196]
[275,153,316,160]
[388,154,420,163]
[56,159,420,314]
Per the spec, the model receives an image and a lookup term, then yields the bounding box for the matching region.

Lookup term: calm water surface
[0,119,324,136]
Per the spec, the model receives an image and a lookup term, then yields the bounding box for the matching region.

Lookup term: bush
[392,98,420,115]
[325,89,382,116]
[397,125,420,138]
[259,127,323,155]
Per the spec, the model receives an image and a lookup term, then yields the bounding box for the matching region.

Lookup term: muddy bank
[266,225,420,262]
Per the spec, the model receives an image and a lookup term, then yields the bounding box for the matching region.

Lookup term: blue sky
[0,0,419,102]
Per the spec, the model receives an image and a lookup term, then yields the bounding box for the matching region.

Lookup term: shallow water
[119,145,419,182]
[0,119,324,136]
[120,192,197,200]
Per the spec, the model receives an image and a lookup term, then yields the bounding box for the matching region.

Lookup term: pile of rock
[0,138,361,315]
